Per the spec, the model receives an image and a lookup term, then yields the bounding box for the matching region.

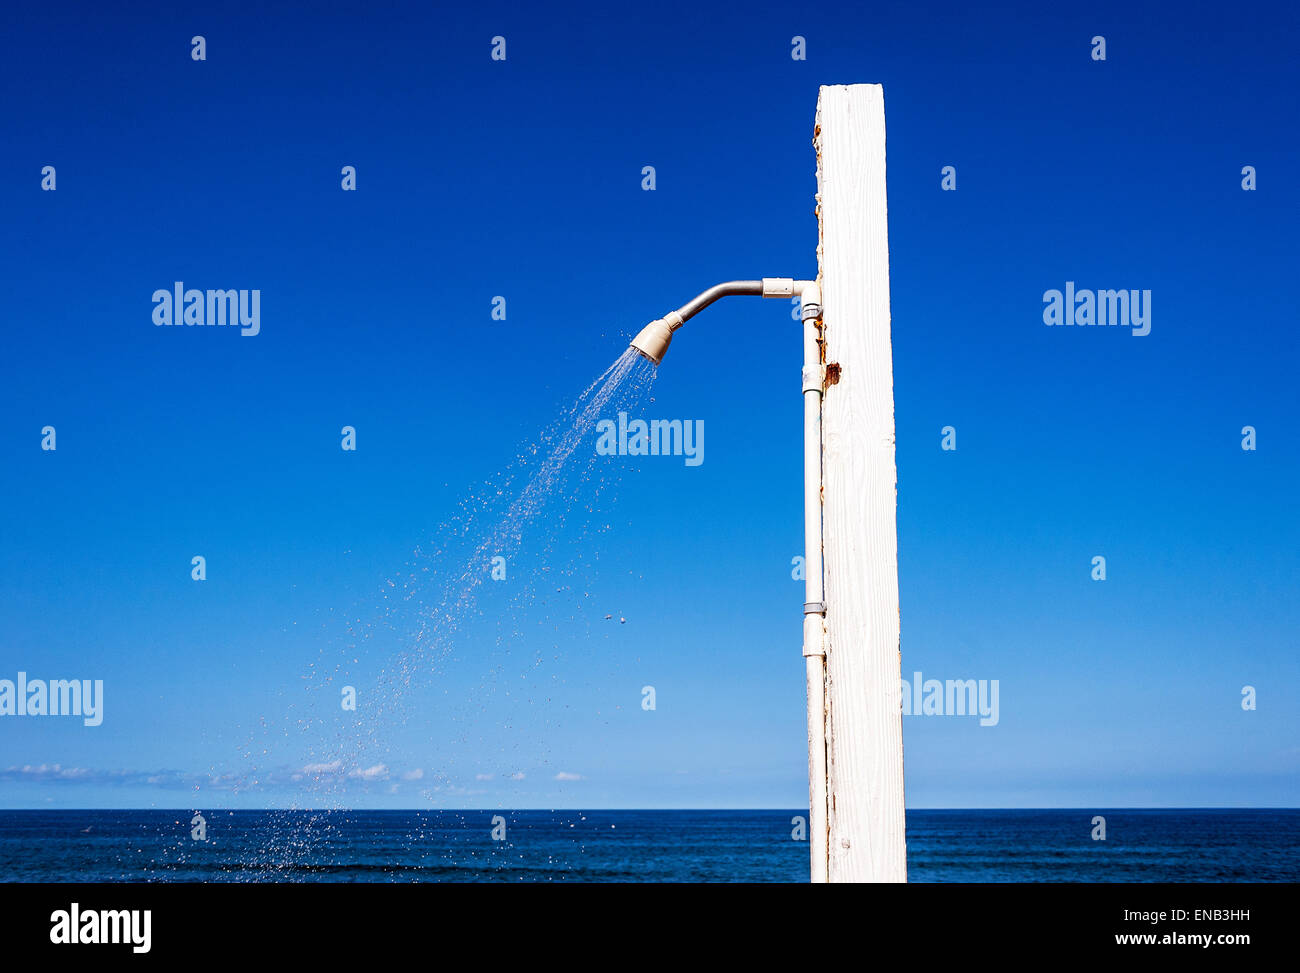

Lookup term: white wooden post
[814,84,907,882]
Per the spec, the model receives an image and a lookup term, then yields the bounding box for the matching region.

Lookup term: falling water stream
[217,347,658,876]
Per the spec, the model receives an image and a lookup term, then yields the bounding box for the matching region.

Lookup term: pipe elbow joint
[800,281,822,319]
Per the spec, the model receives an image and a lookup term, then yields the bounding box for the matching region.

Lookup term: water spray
[629,277,831,883]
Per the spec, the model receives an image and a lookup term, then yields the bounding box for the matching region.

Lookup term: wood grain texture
[814,84,907,882]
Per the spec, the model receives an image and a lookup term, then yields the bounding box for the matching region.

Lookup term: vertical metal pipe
[800,283,829,883]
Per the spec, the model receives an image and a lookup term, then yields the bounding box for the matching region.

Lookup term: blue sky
[1,0,1296,809]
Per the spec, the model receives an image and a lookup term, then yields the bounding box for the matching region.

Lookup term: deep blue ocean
[0,809,1295,882]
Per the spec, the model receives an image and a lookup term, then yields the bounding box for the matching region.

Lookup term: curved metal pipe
[672,280,764,324]
[629,278,811,364]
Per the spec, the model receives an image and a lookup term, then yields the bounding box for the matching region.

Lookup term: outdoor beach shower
[629,278,832,882]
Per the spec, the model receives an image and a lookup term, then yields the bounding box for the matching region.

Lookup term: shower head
[629,315,680,365]
[629,278,818,364]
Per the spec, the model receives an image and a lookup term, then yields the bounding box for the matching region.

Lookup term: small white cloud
[475,773,493,781]
[401,769,424,781]
[554,772,583,782]
[11,764,92,781]
[302,760,343,775]
[509,772,526,781]
[351,763,389,781]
